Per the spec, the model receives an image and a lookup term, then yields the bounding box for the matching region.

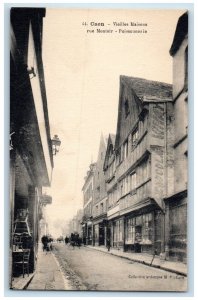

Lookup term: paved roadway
[53,243,187,291]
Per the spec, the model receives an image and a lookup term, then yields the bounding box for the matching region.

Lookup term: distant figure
[83,236,86,246]
[65,236,69,245]
[70,233,75,249]
[41,235,48,253]
[106,237,111,252]
[48,237,53,251]
[77,237,82,248]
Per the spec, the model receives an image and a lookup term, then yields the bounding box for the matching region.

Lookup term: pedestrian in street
[77,237,82,249]
[41,235,48,253]
[70,233,75,249]
[83,236,86,246]
[106,237,111,252]
[65,236,69,245]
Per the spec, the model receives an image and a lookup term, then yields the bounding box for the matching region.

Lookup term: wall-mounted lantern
[51,134,61,155]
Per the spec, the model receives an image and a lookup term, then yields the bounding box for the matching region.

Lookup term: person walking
[106,237,111,252]
[41,235,48,253]
[65,236,69,245]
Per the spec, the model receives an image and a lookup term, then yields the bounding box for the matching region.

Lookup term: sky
[41,8,185,237]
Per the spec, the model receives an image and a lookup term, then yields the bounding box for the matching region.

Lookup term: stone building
[104,75,173,255]
[92,134,108,246]
[10,8,54,284]
[103,134,116,245]
[81,163,96,245]
[164,12,188,262]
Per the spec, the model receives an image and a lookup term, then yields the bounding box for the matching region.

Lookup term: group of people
[41,235,53,253]
[65,233,84,249]
[64,233,111,251]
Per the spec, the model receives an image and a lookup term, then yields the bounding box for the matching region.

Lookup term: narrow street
[48,243,187,291]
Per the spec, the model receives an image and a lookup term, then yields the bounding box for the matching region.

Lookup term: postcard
[10,7,188,291]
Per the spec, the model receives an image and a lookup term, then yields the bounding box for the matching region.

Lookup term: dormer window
[124,99,130,118]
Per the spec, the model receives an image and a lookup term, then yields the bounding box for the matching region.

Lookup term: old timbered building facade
[104,76,173,255]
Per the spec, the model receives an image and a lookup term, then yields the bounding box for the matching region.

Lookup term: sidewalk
[26,244,72,290]
[87,245,187,276]
[12,244,72,290]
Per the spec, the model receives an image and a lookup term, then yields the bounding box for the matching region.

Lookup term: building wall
[104,77,173,254]
[172,38,188,194]
[172,37,188,100]
[116,84,142,148]
[166,12,188,262]
[93,135,107,209]
[10,8,54,283]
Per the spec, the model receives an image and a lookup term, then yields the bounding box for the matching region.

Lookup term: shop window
[125,218,136,244]
[142,213,153,244]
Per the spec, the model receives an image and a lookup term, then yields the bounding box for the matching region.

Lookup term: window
[130,172,137,190]
[120,180,124,197]
[124,99,130,118]
[131,128,139,150]
[100,203,104,214]
[142,213,152,242]
[138,158,151,186]
[124,139,128,159]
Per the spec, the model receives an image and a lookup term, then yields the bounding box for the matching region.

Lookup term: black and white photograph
[9,6,188,292]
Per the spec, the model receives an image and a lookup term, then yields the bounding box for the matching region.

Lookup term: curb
[11,272,35,290]
[87,246,187,277]
[23,273,35,290]
[52,251,73,290]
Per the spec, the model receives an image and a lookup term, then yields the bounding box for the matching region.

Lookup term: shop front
[93,219,107,246]
[123,207,164,255]
[124,212,154,253]
[112,218,124,249]
[87,221,93,245]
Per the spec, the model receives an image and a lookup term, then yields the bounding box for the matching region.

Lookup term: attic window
[124,99,130,118]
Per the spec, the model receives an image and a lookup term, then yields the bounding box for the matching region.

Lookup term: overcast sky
[42,8,184,237]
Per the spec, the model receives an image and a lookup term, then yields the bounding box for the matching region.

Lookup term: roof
[169,12,188,56]
[120,75,172,101]
[109,134,116,146]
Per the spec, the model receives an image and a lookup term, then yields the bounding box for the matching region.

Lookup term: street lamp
[51,134,61,155]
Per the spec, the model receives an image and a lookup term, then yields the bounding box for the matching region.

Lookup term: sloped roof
[120,75,172,101]
[170,11,188,56]
[115,76,172,149]
[109,134,116,147]
[103,133,116,171]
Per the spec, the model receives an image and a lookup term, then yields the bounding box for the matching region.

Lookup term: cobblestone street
[50,243,187,291]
